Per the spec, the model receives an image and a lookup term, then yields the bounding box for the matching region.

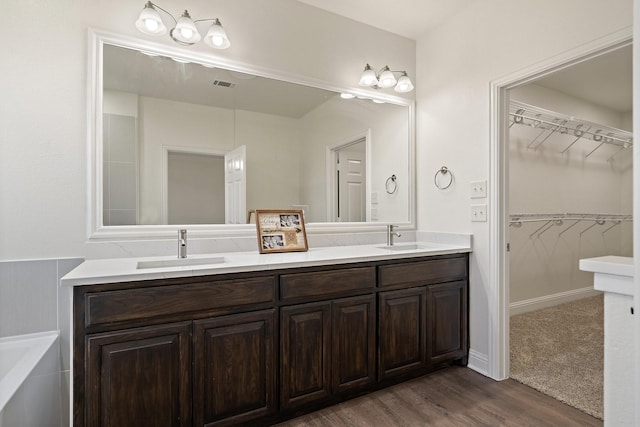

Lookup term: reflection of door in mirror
[333,139,366,222]
[224,145,247,224]
[167,151,224,224]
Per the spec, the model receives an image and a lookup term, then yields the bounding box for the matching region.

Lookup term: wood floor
[275,367,602,427]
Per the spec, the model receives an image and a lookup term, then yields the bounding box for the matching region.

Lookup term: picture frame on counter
[255,209,308,254]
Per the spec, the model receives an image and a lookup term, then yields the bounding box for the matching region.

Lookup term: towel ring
[434,166,453,190]
[385,175,398,194]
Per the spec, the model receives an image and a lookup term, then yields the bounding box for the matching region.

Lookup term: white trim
[488,27,633,381]
[633,3,640,426]
[509,287,601,316]
[467,349,489,377]
[87,28,416,240]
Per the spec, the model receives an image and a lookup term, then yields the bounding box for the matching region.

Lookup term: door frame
[162,145,227,225]
[488,27,632,380]
[326,130,372,222]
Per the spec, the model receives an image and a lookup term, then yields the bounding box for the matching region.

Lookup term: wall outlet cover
[470,180,487,198]
[471,204,487,222]
[371,191,378,204]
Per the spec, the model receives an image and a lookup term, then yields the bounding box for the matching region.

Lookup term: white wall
[416,0,632,373]
[0,0,415,261]
[508,84,632,305]
[235,110,303,213]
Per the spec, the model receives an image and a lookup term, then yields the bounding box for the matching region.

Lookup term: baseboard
[467,348,489,377]
[510,287,600,316]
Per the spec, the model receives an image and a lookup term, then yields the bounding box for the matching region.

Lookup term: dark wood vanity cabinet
[85,322,192,427]
[428,281,468,365]
[279,266,377,411]
[378,287,427,381]
[74,253,468,427]
[193,310,277,426]
[279,294,376,411]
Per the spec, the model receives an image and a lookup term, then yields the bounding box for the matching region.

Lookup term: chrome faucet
[178,229,187,258]
[386,224,401,246]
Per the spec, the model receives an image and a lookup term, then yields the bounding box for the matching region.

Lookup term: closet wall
[508,84,632,313]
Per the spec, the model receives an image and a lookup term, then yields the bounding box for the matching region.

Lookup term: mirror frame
[88,29,416,240]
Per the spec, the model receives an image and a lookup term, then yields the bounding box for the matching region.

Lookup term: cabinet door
[428,281,468,365]
[378,287,427,381]
[332,295,376,394]
[193,310,276,427]
[86,322,191,427]
[280,301,331,411]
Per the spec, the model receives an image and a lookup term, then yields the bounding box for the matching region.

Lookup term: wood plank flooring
[275,367,602,427]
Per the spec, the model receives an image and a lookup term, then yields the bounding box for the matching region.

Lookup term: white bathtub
[0,331,59,414]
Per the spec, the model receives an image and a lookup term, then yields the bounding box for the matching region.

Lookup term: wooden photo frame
[255,209,308,254]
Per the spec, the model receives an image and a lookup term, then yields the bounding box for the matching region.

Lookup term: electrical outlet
[371,192,378,204]
[470,180,487,198]
[371,207,378,221]
[471,204,487,222]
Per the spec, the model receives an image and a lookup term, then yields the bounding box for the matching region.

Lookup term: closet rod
[509,111,632,147]
[509,101,633,157]
[510,213,632,220]
[509,213,632,238]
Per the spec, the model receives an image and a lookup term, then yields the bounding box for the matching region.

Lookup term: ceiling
[532,45,632,114]
[296,0,477,40]
[103,44,338,119]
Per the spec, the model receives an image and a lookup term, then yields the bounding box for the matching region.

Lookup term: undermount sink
[378,244,429,251]
[136,256,226,269]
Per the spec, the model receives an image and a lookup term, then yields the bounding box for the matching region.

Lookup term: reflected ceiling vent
[212,80,236,88]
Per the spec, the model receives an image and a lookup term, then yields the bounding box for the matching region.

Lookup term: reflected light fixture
[136,1,230,49]
[358,64,414,93]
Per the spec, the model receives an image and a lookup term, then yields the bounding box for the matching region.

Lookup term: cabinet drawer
[280,267,375,302]
[378,256,467,288]
[85,276,276,327]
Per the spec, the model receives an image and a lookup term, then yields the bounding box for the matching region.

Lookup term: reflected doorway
[331,138,367,222]
[167,151,225,224]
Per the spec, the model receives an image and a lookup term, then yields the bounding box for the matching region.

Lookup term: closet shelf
[509,101,632,159]
[509,213,632,238]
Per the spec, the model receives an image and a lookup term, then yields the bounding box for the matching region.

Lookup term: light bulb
[135,2,167,36]
[377,66,397,88]
[171,10,201,44]
[204,19,231,49]
[394,73,414,93]
[358,64,378,87]
[180,27,193,39]
[145,18,158,32]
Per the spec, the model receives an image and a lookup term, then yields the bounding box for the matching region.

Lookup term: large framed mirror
[89,30,415,238]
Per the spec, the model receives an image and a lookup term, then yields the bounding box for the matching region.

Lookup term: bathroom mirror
[90,31,415,237]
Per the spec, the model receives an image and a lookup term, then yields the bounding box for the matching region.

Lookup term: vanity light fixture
[135,1,230,49]
[358,64,414,93]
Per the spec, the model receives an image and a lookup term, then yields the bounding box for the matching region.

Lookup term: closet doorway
[504,43,632,419]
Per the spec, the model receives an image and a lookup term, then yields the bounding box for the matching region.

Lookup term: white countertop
[61,241,471,287]
[579,256,634,296]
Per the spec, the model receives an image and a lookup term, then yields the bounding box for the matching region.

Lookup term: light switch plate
[471,204,487,222]
[471,180,487,198]
[371,192,378,204]
[371,207,378,221]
